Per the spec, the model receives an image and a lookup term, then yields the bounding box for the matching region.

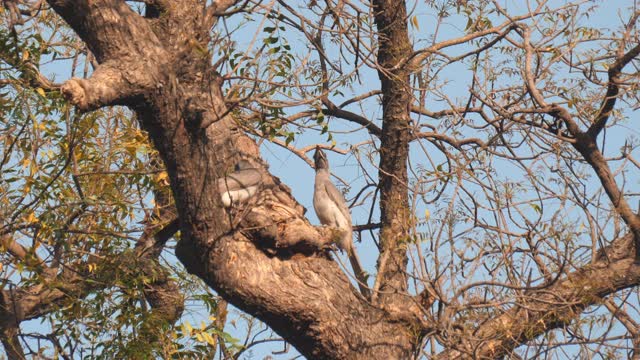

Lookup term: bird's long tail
[348,246,371,300]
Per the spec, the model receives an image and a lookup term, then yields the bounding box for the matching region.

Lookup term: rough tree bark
[370,0,412,309]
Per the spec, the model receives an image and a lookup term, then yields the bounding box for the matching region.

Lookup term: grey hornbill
[217,160,263,208]
[313,147,370,298]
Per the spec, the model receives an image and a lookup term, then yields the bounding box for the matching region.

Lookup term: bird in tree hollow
[217,160,263,208]
[313,147,370,298]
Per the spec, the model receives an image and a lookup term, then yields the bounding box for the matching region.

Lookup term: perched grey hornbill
[217,160,263,207]
[313,147,370,298]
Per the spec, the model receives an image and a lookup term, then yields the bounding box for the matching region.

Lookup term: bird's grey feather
[217,170,262,193]
[217,160,263,207]
[312,147,370,298]
[220,186,259,207]
[323,183,351,223]
[313,148,353,253]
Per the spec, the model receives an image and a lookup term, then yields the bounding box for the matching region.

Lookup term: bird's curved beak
[314,146,324,159]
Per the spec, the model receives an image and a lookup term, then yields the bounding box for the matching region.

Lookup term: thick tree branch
[181,231,417,359]
[521,26,548,107]
[439,233,640,359]
[207,0,244,15]
[587,42,640,138]
[371,0,412,308]
[60,60,159,111]
[323,101,382,137]
[47,0,164,62]
[0,324,25,360]
[48,0,169,111]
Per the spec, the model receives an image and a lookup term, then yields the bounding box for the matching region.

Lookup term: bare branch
[588,42,640,137]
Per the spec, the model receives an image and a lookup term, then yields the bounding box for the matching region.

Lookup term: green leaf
[530,203,542,214]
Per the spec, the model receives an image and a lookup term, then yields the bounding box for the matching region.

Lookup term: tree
[1,0,640,358]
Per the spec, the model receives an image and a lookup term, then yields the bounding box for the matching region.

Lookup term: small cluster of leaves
[261,22,294,79]
[256,105,298,145]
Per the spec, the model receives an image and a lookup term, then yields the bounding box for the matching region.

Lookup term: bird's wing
[220,186,259,207]
[217,169,262,192]
[323,182,352,223]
